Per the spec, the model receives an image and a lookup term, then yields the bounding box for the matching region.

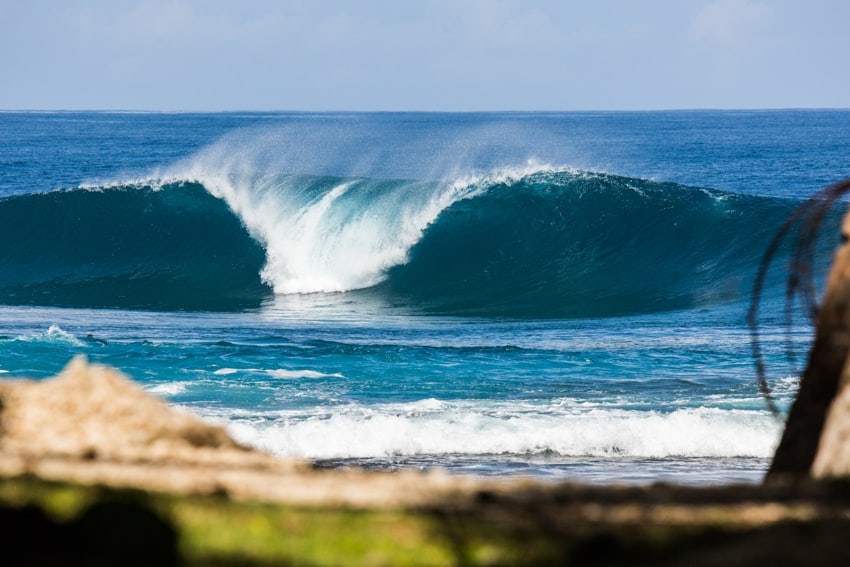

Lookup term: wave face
[0,183,270,310]
[380,170,799,317]
[0,168,803,315]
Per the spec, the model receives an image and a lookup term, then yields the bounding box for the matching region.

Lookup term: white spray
[155,132,557,294]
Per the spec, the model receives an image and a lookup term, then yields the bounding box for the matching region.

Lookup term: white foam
[145,382,188,396]
[143,140,567,294]
[266,369,343,379]
[15,324,85,346]
[220,402,782,461]
[198,170,485,294]
[213,367,342,379]
[446,159,562,192]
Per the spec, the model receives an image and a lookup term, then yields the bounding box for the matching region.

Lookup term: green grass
[0,476,565,566]
[175,500,456,566]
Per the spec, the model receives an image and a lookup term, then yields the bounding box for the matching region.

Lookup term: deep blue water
[1,110,849,485]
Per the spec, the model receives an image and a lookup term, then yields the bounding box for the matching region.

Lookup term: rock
[0,356,276,467]
[0,356,476,507]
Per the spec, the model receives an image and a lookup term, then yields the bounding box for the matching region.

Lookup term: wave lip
[189,170,494,295]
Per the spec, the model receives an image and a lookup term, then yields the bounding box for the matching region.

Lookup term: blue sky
[1,0,848,110]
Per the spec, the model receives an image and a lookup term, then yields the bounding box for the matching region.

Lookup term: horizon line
[1,106,849,114]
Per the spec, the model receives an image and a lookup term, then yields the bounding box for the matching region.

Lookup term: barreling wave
[0,167,812,315]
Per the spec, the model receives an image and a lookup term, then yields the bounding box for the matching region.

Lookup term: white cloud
[689,0,774,45]
[66,0,294,48]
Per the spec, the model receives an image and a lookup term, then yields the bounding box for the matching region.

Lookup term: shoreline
[309,454,772,486]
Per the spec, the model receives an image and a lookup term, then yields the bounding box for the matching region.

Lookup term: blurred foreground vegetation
[4,475,850,566]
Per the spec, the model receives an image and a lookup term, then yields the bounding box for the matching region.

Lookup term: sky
[1,0,848,111]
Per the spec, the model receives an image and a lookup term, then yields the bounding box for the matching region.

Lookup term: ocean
[1,110,848,485]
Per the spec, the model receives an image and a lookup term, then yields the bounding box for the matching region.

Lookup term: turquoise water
[1,110,849,484]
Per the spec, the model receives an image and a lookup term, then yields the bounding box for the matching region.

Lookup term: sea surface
[1,110,849,485]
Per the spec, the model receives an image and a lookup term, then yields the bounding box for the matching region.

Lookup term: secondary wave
[0,167,816,315]
[219,401,781,460]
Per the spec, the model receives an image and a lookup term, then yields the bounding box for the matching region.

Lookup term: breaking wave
[0,165,814,316]
[221,401,781,460]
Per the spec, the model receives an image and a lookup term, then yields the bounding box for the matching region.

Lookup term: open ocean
[1,110,848,485]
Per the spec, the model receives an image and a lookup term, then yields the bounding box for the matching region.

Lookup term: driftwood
[749,179,850,480]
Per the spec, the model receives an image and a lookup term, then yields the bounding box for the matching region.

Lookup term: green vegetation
[0,476,564,566]
[5,475,850,565]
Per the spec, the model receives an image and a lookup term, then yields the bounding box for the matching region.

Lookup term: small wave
[13,325,85,346]
[145,382,189,396]
[213,367,343,379]
[222,403,781,460]
[213,368,240,375]
[266,369,344,379]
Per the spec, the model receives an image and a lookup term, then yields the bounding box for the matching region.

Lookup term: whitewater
[1,110,849,484]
